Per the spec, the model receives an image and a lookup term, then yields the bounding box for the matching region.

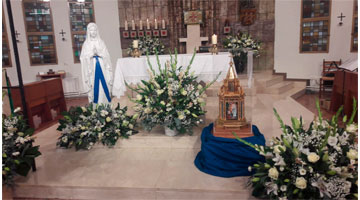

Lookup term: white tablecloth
[112,52,235,97]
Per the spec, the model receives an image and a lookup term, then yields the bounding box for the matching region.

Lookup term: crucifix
[15,30,20,42]
[59,29,66,41]
[179,11,208,53]
[337,13,346,26]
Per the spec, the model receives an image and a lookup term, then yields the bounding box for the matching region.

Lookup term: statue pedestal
[212,121,253,139]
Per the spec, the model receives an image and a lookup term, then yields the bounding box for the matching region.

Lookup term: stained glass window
[2,14,11,67]
[68,0,95,63]
[351,0,358,52]
[301,0,331,52]
[23,0,57,65]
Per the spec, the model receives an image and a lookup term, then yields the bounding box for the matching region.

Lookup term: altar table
[112,53,235,97]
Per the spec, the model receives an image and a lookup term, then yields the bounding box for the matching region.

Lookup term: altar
[112,52,235,97]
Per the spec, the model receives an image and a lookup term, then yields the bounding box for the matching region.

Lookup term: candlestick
[139,20,143,30]
[125,20,128,31]
[212,34,217,45]
[131,20,135,31]
[146,18,150,29]
[162,19,165,29]
[133,40,139,48]
[154,19,158,29]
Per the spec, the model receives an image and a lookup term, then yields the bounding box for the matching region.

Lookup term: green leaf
[347,97,357,125]
[315,98,323,124]
[293,189,299,194]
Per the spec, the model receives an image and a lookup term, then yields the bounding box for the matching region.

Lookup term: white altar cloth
[112,52,235,97]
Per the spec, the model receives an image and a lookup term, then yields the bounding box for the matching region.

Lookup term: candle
[212,34,217,45]
[154,19,158,29]
[125,20,128,31]
[139,20,143,30]
[131,20,135,31]
[162,19,165,29]
[133,40,139,48]
[146,18,150,29]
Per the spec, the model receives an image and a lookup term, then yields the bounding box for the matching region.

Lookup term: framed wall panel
[300,0,331,53]
[23,0,57,65]
[68,0,95,63]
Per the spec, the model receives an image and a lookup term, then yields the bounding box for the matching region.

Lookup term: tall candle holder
[209,44,218,55]
[131,48,141,58]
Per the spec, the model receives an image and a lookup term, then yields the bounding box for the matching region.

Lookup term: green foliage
[234,99,358,199]
[57,103,138,150]
[127,49,220,134]
[2,109,41,186]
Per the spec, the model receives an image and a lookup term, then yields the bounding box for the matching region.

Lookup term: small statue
[80,23,113,104]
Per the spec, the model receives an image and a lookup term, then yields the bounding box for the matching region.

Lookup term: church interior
[2,0,358,199]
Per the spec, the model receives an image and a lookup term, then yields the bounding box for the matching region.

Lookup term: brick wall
[118,0,274,70]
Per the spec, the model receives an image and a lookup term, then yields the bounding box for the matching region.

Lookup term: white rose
[268,167,279,180]
[347,149,358,160]
[299,168,306,175]
[307,152,320,163]
[295,177,307,189]
[274,145,286,154]
[327,136,338,146]
[136,94,142,101]
[14,107,21,113]
[346,124,358,133]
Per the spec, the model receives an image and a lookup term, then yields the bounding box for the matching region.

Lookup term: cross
[59,29,66,41]
[337,13,346,25]
[15,30,20,42]
[179,24,208,53]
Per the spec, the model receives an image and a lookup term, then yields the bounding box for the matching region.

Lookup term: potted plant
[223,32,261,73]
[235,99,358,199]
[127,50,220,136]
[127,36,166,56]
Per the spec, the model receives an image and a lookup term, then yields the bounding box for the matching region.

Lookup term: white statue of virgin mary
[80,23,113,104]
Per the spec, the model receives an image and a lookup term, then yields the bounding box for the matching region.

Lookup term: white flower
[273,145,286,154]
[144,108,151,114]
[136,94,142,101]
[62,136,68,143]
[280,166,285,171]
[12,152,20,156]
[307,152,320,163]
[156,89,164,95]
[248,166,252,172]
[160,101,166,105]
[280,185,287,192]
[14,107,21,113]
[346,123,358,133]
[268,167,279,180]
[106,117,112,122]
[327,136,338,147]
[279,197,287,200]
[347,149,357,160]
[100,110,108,117]
[126,131,132,135]
[299,168,306,175]
[129,124,134,129]
[178,115,185,120]
[181,90,187,96]
[81,106,87,112]
[122,120,129,127]
[273,153,286,166]
[295,177,307,189]
[197,85,203,90]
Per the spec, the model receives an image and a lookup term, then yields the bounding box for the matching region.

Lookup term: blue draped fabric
[194,123,265,177]
[93,56,111,103]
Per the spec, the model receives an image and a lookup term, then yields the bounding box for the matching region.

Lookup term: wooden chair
[319,59,341,99]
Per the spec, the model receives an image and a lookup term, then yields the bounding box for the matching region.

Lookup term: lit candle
[139,20,143,30]
[133,40,139,48]
[125,20,128,31]
[212,34,217,45]
[146,18,150,29]
[162,19,165,29]
[131,20,135,31]
[154,19,158,29]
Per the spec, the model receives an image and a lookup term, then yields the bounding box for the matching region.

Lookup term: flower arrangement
[223,32,261,73]
[127,50,220,134]
[235,99,358,199]
[127,36,166,56]
[57,103,138,150]
[2,108,41,186]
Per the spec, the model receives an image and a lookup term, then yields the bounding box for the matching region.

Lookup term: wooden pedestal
[212,120,253,139]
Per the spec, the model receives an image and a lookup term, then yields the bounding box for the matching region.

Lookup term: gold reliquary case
[212,60,252,138]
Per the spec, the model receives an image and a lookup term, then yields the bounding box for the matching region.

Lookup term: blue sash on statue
[93,56,111,103]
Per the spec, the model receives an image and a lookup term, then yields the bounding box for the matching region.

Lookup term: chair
[319,59,341,99]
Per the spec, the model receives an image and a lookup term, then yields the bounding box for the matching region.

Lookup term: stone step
[256,81,294,94]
